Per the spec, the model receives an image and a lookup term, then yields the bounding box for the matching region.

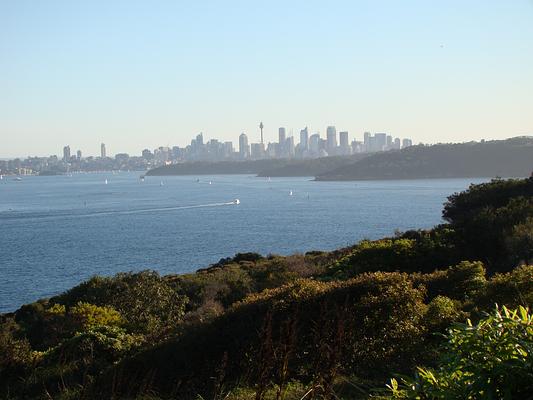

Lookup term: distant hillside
[146,160,275,176]
[316,137,533,181]
[146,155,367,177]
[256,154,368,177]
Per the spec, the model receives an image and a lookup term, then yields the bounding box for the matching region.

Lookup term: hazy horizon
[1,1,532,158]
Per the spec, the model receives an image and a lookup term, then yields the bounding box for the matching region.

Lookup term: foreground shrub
[386,305,533,399]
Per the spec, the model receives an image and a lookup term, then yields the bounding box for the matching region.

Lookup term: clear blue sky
[1,0,532,157]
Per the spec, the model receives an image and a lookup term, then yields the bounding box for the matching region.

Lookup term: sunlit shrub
[386,306,533,399]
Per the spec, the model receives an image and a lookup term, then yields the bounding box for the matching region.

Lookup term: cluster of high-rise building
[0,125,413,175]
[159,123,413,162]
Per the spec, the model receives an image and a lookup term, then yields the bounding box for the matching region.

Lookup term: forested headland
[146,137,533,180]
[316,136,533,181]
[1,177,532,399]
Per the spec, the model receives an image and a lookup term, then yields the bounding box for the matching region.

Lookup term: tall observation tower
[259,121,264,144]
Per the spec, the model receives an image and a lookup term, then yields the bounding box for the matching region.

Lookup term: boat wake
[0,200,241,221]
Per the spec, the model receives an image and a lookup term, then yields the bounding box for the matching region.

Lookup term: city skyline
[0,125,418,175]
[6,125,415,160]
[0,122,416,162]
[1,1,532,158]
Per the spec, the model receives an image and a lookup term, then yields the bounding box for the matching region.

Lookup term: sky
[1,0,532,158]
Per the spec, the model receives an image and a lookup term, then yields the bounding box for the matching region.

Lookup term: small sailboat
[289,190,293,196]
[0,174,3,180]
[104,179,108,185]
[209,181,212,185]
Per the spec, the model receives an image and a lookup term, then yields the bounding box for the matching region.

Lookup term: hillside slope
[146,155,367,177]
[316,137,533,181]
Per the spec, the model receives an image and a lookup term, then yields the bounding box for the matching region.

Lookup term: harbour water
[0,173,487,312]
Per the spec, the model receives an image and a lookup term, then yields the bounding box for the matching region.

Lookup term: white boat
[289,190,293,196]
[232,199,240,205]
[104,179,108,185]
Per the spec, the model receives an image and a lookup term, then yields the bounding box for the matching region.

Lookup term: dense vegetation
[1,177,532,399]
[316,137,533,180]
[146,155,366,177]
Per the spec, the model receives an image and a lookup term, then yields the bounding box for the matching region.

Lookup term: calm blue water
[0,173,487,312]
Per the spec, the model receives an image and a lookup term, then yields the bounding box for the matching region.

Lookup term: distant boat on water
[232,199,240,205]
[14,177,22,182]
[160,181,164,186]
[289,190,293,196]
[104,179,108,185]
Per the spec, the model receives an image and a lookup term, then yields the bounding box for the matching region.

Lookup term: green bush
[386,306,533,399]
[424,296,466,333]
[0,319,33,378]
[68,301,123,330]
[51,271,188,337]
[330,239,417,277]
[443,178,533,271]
[412,261,487,302]
[477,265,533,310]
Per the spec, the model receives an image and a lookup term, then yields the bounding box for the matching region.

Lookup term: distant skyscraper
[339,131,350,155]
[394,138,401,150]
[309,133,320,155]
[196,133,204,146]
[76,150,82,160]
[299,127,309,151]
[223,142,233,157]
[100,143,106,158]
[63,145,71,161]
[374,133,387,151]
[339,131,349,148]
[363,131,371,152]
[286,136,295,157]
[278,127,286,144]
[278,127,286,156]
[326,126,337,155]
[402,138,413,148]
[239,133,250,159]
[386,135,393,149]
[251,143,265,159]
[259,122,264,144]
